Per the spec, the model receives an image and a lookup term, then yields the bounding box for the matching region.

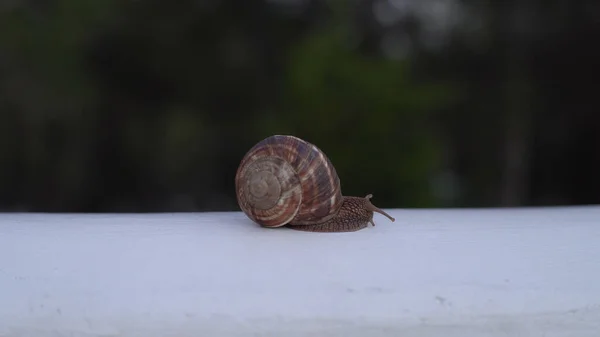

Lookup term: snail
[235,135,395,232]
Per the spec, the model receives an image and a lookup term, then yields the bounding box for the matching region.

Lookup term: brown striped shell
[235,135,343,228]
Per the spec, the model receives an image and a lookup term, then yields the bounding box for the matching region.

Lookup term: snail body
[234,135,395,232]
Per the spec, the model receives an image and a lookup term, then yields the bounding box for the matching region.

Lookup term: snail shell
[235,135,395,232]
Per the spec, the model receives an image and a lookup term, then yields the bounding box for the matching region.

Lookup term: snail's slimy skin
[288,195,395,232]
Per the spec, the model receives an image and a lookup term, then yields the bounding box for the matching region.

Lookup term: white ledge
[1,207,600,337]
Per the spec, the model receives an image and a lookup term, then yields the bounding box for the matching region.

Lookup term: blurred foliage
[260,10,458,207]
[0,0,598,212]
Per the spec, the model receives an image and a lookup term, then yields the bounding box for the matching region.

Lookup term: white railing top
[1,206,599,337]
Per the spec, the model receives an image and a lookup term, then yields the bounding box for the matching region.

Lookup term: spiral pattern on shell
[235,135,343,228]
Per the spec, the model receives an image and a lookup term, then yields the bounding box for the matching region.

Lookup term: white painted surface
[1,207,600,337]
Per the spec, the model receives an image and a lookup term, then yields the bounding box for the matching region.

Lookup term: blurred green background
[0,0,598,212]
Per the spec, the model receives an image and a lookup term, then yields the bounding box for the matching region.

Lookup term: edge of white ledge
[1,206,600,337]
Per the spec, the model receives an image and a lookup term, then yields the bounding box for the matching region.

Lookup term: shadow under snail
[235,135,395,232]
